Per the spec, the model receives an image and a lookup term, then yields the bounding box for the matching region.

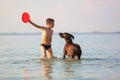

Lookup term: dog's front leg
[63,49,66,59]
[63,54,66,59]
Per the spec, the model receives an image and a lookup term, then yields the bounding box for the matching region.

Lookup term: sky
[0,0,120,33]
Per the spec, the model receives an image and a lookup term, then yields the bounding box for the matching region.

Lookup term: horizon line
[0,31,120,35]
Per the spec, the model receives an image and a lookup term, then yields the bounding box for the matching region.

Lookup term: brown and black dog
[59,32,82,60]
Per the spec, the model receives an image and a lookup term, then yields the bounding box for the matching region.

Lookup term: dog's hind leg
[75,52,81,60]
[77,55,80,59]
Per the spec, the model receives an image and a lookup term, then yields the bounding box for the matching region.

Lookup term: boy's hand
[28,20,31,23]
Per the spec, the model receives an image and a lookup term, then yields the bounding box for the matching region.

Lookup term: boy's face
[47,21,54,28]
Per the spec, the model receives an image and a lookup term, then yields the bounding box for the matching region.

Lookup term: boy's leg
[46,47,53,58]
[40,46,47,58]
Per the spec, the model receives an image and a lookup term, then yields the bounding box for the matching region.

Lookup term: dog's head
[59,32,74,42]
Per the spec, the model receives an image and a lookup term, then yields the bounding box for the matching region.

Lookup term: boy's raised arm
[29,20,45,30]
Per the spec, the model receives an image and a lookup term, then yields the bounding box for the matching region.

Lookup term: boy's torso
[41,28,53,45]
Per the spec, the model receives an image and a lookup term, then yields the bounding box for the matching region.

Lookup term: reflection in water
[63,60,75,74]
[63,60,81,78]
[41,60,53,80]
[23,67,31,80]
[64,67,74,73]
[22,58,81,80]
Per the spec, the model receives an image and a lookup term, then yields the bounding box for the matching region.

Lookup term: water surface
[0,33,120,80]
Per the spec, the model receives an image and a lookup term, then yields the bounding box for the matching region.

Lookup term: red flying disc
[22,12,30,23]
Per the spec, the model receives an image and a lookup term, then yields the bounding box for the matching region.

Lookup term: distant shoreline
[0,32,120,35]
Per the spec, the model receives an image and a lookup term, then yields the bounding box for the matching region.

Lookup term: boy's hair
[46,18,54,24]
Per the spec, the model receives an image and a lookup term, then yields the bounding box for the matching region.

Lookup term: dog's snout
[59,33,62,35]
[59,33,64,38]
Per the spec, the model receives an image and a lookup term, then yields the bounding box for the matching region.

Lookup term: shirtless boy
[29,18,54,58]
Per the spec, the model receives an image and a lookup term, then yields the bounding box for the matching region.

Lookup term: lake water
[0,33,120,80]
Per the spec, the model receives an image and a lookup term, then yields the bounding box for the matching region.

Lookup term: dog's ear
[64,32,74,40]
[69,33,74,40]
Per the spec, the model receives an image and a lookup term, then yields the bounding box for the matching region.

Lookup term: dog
[59,32,82,59]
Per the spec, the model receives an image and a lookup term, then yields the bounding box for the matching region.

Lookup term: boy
[29,18,54,59]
